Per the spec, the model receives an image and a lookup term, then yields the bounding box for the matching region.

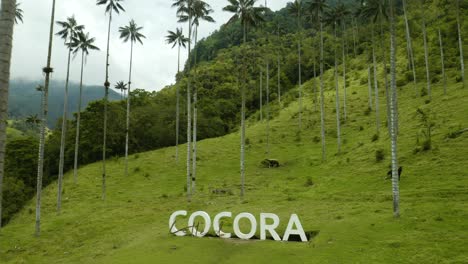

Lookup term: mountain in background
[8,79,121,127]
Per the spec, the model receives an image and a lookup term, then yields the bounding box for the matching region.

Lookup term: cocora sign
[169,210,308,242]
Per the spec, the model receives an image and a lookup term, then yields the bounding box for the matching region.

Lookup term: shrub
[375,149,385,162]
[371,133,379,142]
[304,177,314,187]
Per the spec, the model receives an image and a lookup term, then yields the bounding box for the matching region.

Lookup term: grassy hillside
[1,54,467,263]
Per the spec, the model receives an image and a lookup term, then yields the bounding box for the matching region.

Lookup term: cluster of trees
[0,0,466,231]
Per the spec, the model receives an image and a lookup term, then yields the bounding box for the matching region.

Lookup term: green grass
[6,121,25,140]
[1,61,467,263]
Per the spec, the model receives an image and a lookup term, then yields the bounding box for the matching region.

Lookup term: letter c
[169,210,187,237]
[188,211,211,237]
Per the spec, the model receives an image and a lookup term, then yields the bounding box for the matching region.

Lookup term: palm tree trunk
[0,0,16,229]
[73,51,85,184]
[240,22,247,198]
[175,44,180,163]
[342,22,347,122]
[186,11,193,202]
[319,20,326,161]
[192,25,199,195]
[438,28,447,95]
[352,18,357,57]
[277,23,281,104]
[266,61,270,156]
[372,25,380,134]
[102,8,113,201]
[260,70,263,121]
[402,0,417,94]
[313,59,317,112]
[125,40,134,177]
[456,0,465,88]
[298,19,302,131]
[57,45,73,214]
[379,16,391,136]
[35,0,55,236]
[422,16,431,100]
[334,23,341,154]
[389,0,400,218]
[368,66,373,110]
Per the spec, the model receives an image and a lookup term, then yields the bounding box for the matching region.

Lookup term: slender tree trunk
[334,23,341,154]
[192,26,199,195]
[313,58,317,112]
[125,40,134,177]
[175,45,180,163]
[240,23,247,198]
[298,17,302,131]
[57,44,73,214]
[319,21,326,161]
[402,0,417,94]
[266,61,270,156]
[422,16,431,100]
[372,25,380,134]
[186,13,193,201]
[438,28,447,95]
[0,0,16,229]
[102,9,113,201]
[35,0,55,236]
[457,0,465,88]
[73,51,85,184]
[342,22,347,122]
[352,18,357,57]
[277,23,281,104]
[368,66,373,110]
[260,70,263,121]
[389,0,400,218]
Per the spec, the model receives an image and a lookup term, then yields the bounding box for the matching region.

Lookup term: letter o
[188,211,211,237]
[233,213,257,240]
[213,212,232,238]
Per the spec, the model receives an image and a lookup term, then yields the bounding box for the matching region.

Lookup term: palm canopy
[96,0,125,14]
[307,0,329,22]
[115,81,127,91]
[166,28,189,49]
[177,0,215,26]
[287,0,303,18]
[56,16,85,44]
[359,0,388,23]
[15,3,24,24]
[71,31,100,56]
[119,20,146,45]
[325,3,350,27]
[223,0,267,30]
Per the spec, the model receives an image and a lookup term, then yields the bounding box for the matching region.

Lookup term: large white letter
[213,212,232,238]
[260,213,281,241]
[283,214,307,242]
[169,210,187,237]
[233,213,257,240]
[188,211,211,237]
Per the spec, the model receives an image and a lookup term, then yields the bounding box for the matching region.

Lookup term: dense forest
[1,0,466,225]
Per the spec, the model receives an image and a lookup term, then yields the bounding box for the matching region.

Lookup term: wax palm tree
[0,0,16,229]
[402,0,416,93]
[456,0,464,88]
[14,2,23,24]
[96,0,125,201]
[35,0,56,237]
[71,31,99,184]
[172,0,194,201]
[119,19,145,177]
[325,6,342,154]
[388,0,399,218]
[223,0,266,198]
[308,0,328,161]
[166,28,188,164]
[420,0,431,100]
[115,81,127,99]
[335,3,350,122]
[288,0,304,130]
[55,15,84,213]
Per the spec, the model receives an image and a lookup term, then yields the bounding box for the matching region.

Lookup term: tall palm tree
[189,0,214,195]
[71,31,99,184]
[14,2,23,24]
[55,15,84,213]
[388,0,399,218]
[336,3,350,122]
[96,0,125,201]
[326,6,342,154]
[402,0,416,93]
[115,81,127,99]
[308,0,328,161]
[456,0,464,88]
[166,28,188,164]
[35,0,56,237]
[173,0,194,201]
[223,0,266,198]
[119,19,145,177]
[437,21,447,95]
[288,0,303,130]
[0,0,16,229]
[421,0,431,100]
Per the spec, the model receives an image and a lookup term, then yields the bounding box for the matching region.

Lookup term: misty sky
[11,0,290,92]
